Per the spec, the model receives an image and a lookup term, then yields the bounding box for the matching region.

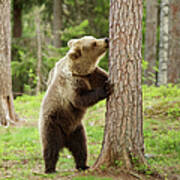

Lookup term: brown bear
[39,36,113,173]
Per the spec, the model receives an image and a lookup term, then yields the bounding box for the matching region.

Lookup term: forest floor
[0,85,180,180]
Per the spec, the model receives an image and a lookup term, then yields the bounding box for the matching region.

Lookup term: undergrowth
[0,85,179,180]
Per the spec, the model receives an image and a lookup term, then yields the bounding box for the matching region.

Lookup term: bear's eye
[92,42,97,47]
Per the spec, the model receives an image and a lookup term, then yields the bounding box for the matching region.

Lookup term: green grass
[0,85,180,179]
[73,177,112,180]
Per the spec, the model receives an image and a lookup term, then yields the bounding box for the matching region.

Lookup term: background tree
[13,0,23,38]
[94,0,146,169]
[168,0,180,84]
[53,0,62,48]
[0,0,18,126]
[12,0,44,38]
[35,8,42,95]
[158,0,169,86]
[144,0,158,85]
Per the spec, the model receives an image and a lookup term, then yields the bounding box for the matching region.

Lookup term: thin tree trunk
[53,0,62,48]
[0,0,18,126]
[144,0,158,85]
[168,0,180,84]
[13,0,22,38]
[158,0,169,86]
[35,9,42,95]
[93,0,146,170]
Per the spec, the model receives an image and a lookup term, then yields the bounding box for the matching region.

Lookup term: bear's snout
[105,38,109,44]
[105,38,109,48]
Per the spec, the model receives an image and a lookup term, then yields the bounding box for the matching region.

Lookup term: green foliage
[143,84,180,101]
[91,0,109,37]
[12,40,38,94]
[143,84,180,122]
[61,20,89,42]
[142,59,148,71]
[114,160,123,168]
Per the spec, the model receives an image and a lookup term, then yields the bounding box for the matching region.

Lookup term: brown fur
[39,36,112,173]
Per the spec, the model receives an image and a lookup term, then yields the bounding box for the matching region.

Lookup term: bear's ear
[68,40,74,48]
[68,39,78,48]
[68,48,81,60]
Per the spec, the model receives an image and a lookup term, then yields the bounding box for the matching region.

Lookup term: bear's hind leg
[66,124,89,170]
[43,125,64,173]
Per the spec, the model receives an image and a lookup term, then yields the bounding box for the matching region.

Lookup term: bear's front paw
[76,165,90,171]
[104,80,114,97]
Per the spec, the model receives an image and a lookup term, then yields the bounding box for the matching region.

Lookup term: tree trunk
[144,0,158,85]
[53,0,62,48]
[93,0,146,170]
[158,0,169,86]
[13,0,22,38]
[0,0,18,126]
[35,9,42,95]
[168,0,180,84]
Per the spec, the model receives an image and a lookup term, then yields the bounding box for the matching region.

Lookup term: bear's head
[67,36,109,76]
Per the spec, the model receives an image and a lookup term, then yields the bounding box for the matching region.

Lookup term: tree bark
[35,9,42,95]
[144,0,158,85]
[0,0,18,126]
[13,0,22,38]
[93,0,146,170]
[168,0,180,84]
[53,0,62,48]
[158,0,169,86]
